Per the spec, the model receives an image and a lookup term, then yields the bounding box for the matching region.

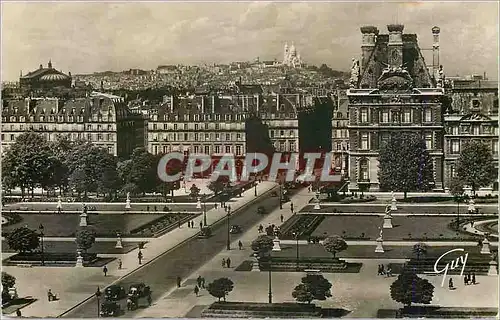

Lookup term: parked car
[128,283,151,298]
[229,225,242,234]
[104,285,126,301]
[100,301,121,317]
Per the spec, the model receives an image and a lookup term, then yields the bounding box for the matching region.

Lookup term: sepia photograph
[1,1,499,318]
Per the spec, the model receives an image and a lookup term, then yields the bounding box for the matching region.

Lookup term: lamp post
[267,250,272,303]
[226,205,231,250]
[203,195,207,227]
[39,224,45,266]
[293,232,299,271]
[254,177,258,197]
[95,286,102,318]
[279,182,283,210]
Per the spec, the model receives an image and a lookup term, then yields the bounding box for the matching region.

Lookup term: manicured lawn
[1,240,141,254]
[1,213,187,237]
[299,204,498,215]
[271,243,496,260]
[310,215,481,240]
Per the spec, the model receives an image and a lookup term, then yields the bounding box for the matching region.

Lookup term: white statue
[350,58,360,88]
[379,227,383,239]
[126,192,130,201]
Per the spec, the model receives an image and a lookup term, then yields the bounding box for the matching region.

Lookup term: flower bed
[339,195,376,204]
[8,252,97,262]
[130,213,196,237]
[280,215,325,240]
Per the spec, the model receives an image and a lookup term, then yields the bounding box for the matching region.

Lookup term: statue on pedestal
[125,192,131,209]
[349,58,360,88]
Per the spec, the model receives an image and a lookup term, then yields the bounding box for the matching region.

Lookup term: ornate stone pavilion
[347,24,445,192]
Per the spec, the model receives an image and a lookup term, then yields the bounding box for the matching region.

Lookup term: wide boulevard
[62,185,289,318]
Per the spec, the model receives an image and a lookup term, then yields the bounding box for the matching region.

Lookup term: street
[61,186,294,318]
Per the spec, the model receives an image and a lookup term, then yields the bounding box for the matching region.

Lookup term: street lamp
[203,195,207,227]
[293,232,299,271]
[279,182,283,210]
[39,224,45,266]
[95,286,102,318]
[226,205,231,250]
[267,250,273,303]
[254,176,258,197]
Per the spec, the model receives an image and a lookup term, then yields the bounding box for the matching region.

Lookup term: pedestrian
[197,276,202,287]
[377,265,382,276]
[471,221,474,227]
[16,309,21,317]
[380,264,385,275]
[200,221,203,229]
[118,259,122,270]
[464,275,468,286]
[201,277,206,289]
[178,220,181,229]
[291,203,294,214]
[222,258,226,268]
[226,257,231,268]
[467,272,471,285]
[194,285,199,297]
[280,214,284,223]
[472,273,476,285]
[138,250,143,265]
[448,278,454,290]
[47,289,53,302]
[147,293,152,306]
[154,205,157,211]
[238,240,243,250]
[103,265,108,276]
[386,267,392,277]
[176,276,182,288]
[147,205,150,211]
[215,203,218,209]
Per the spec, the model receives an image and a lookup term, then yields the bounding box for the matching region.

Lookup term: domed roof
[40,72,70,81]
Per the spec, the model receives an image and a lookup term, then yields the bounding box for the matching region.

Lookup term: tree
[292,274,332,304]
[190,184,201,198]
[412,242,428,261]
[6,227,40,253]
[207,277,234,302]
[2,132,61,197]
[208,177,228,195]
[75,229,96,253]
[390,271,434,307]
[123,148,157,195]
[323,235,348,258]
[457,141,496,195]
[448,177,467,230]
[378,132,434,198]
[244,114,275,155]
[251,235,274,256]
[2,272,16,302]
[155,154,181,200]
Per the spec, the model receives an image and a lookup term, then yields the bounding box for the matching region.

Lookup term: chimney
[432,26,441,79]
[387,24,404,68]
[360,26,379,71]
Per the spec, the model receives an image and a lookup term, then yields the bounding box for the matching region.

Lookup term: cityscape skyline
[1,1,499,81]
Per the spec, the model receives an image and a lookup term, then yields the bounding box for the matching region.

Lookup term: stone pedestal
[468,199,476,213]
[251,257,260,272]
[196,198,202,209]
[272,237,281,251]
[314,198,321,210]
[375,237,384,253]
[125,199,131,210]
[464,186,473,197]
[8,286,18,300]
[57,196,62,210]
[79,213,88,227]
[75,251,84,267]
[115,235,123,249]
[391,197,397,211]
[383,214,393,229]
[488,260,498,276]
[481,238,491,254]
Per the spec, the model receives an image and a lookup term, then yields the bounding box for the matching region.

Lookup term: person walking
[147,293,152,306]
[103,265,108,277]
[194,285,200,297]
[201,277,206,289]
[380,264,385,276]
[176,276,182,288]
[16,309,21,317]
[448,278,454,290]
[238,240,243,250]
[200,221,203,229]
[464,275,468,286]
[280,214,284,223]
[222,258,226,268]
[138,250,143,265]
[290,203,294,214]
[197,276,202,288]
[472,273,476,285]
[226,257,231,268]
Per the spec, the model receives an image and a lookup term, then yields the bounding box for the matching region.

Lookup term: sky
[1,1,498,81]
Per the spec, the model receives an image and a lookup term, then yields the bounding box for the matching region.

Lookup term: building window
[164,124,168,130]
[424,133,433,149]
[381,110,389,123]
[336,143,342,151]
[360,108,368,123]
[204,145,210,154]
[154,145,158,154]
[184,123,188,130]
[215,123,220,130]
[153,124,157,130]
[108,147,112,154]
[236,133,241,140]
[225,133,230,141]
[424,109,432,122]
[215,133,220,140]
[359,159,369,181]
[194,145,199,153]
[215,145,220,153]
[225,146,231,154]
[451,140,460,154]
[402,110,411,123]
[174,124,178,130]
[493,141,498,154]
[452,126,459,135]
[184,133,188,141]
[360,132,369,150]
[98,134,103,141]
[195,124,199,130]
[290,141,296,152]
[289,131,294,137]
[450,164,456,178]
[280,141,286,151]
[280,130,284,136]
[194,133,198,140]
[270,131,275,138]
[236,145,242,155]
[473,126,480,135]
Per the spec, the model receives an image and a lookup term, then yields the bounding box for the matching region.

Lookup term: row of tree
[2,132,182,199]
[378,132,496,197]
